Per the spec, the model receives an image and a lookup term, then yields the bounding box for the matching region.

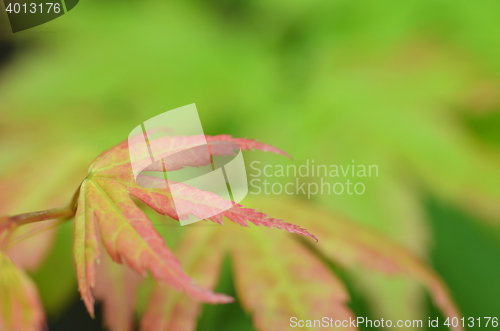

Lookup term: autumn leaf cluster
[0,134,465,331]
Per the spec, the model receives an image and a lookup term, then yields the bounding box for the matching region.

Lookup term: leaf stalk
[0,207,75,230]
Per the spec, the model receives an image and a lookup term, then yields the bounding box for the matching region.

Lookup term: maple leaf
[0,251,45,331]
[141,225,227,331]
[228,224,355,331]
[139,197,464,331]
[0,132,466,331]
[74,134,315,318]
[206,135,292,159]
[3,2,500,325]
[141,221,353,331]
[93,244,143,331]
[251,197,464,331]
[139,215,353,331]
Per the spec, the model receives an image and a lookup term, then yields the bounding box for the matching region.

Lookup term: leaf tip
[213,293,235,304]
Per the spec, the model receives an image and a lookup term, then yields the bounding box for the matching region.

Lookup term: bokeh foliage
[1,0,500,330]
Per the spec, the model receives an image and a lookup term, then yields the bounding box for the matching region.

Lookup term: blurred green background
[1,0,500,330]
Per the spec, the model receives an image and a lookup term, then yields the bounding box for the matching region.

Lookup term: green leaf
[0,251,45,331]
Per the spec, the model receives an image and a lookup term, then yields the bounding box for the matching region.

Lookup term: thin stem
[3,207,75,227]
[0,183,82,247]
[0,207,75,248]
[69,183,82,210]
[1,182,82,232]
